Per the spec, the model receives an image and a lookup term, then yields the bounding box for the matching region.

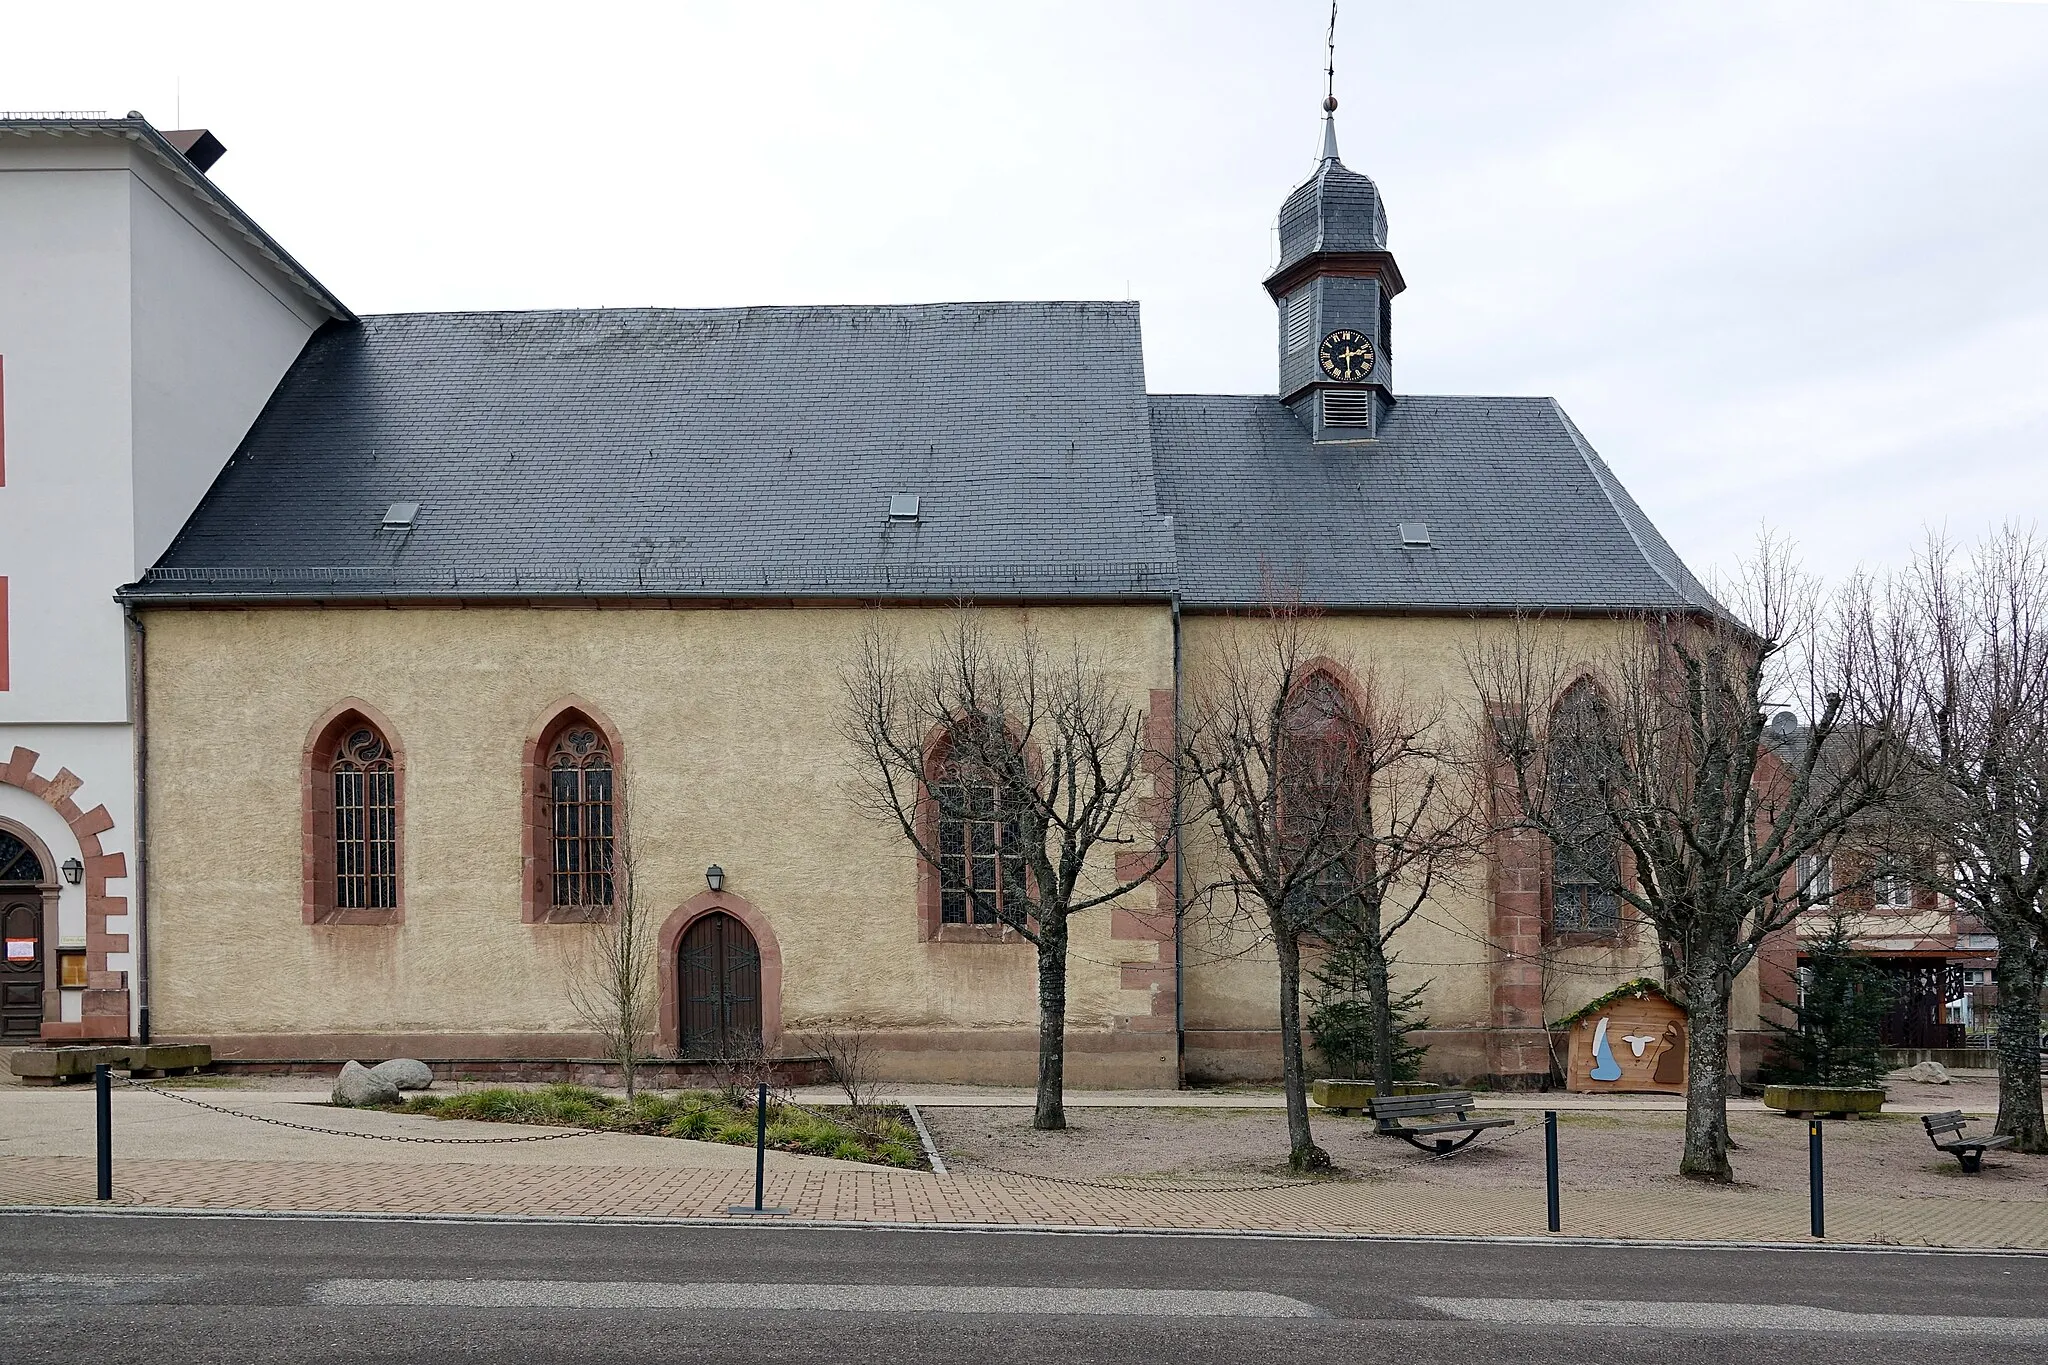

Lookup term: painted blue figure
[1589,1016,1622,1081]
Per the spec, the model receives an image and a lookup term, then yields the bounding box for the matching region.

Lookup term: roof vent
[1322,389,1374,429]
[381,502,420,529]
[888,493,921,522]
[1399,522,1431,548]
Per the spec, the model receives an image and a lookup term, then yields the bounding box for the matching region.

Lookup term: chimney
[162,128,226,174]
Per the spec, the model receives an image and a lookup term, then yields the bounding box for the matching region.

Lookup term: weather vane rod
[1325,2,1339,113]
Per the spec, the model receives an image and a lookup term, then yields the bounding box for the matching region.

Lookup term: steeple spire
[1321,2,1341,162]
[1264,0,1404,439]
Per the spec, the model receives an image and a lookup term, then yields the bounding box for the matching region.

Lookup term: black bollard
[1808,1117,1825,1239]
[1544,1110,1560,1234]
[725,1080,790,1216]
[753,1082,767,1207]
[95,1063,112,1201]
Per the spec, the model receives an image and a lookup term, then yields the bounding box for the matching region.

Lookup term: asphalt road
[2,1212,2044,1363]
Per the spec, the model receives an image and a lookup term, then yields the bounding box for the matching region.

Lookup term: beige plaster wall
[1175,611,1758,1076]
[142,603,1174,1071]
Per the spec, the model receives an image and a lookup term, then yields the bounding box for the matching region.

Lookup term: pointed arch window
[332,727,398,911]
[550,725,615,910]
[303,704,405,925]
[1279,670,1365,921]
[523,704,625,924]
[1549,679,1620,937]
[930,724,1026,929]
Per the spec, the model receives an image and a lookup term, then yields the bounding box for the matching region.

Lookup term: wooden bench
[1922,1110,2014,1174]
[1367,1090,1515,1155]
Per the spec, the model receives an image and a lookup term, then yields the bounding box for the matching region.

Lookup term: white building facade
[0,113,346,1042]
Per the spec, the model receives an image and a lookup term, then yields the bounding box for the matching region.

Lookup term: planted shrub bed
[397,1085,927,1169]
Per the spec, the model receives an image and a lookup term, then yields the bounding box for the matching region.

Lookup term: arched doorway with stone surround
[656,890,782,1059]
[0,818,60,1043]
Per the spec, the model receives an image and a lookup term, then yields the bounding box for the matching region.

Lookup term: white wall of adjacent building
[0,123,338,1037]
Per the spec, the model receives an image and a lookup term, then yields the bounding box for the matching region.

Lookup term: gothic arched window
[1549,679,1620,937]
[929,722,1025,928]
[1279,670,1364,920]
[304,704,404,925]
[549,725,615,910]
[332,727,398,911]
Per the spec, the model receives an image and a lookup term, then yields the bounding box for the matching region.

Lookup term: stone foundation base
[164,1028,1180,1089]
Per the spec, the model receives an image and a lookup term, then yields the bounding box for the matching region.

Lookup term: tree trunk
[1678,973,1734,1183]
[1992,936,2048,1154]
[1033,917,1069,1131]
[1366,932,1396,1100]
[1275,928,1331,1172]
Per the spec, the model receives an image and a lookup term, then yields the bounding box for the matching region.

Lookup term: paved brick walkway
[4,1152,2043,1249]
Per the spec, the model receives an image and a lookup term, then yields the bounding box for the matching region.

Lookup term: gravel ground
[924,1083,2048,1200]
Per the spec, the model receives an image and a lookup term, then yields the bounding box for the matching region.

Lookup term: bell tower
[1264,13,1404,440]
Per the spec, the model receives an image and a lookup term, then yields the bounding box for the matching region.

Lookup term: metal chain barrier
[123,1079,599,1145]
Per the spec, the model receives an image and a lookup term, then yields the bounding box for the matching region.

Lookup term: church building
[4,93,1769,1086]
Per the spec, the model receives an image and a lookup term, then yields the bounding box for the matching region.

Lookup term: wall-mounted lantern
[61,858,84,886]
[705,865,725,893]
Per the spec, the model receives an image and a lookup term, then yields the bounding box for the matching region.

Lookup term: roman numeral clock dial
[1317,329,1375,383]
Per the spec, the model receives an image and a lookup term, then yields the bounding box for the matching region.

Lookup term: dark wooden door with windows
[679,912,762,1058]
[1,893,44,1043]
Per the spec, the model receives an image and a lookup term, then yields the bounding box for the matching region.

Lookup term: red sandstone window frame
[916,720,1031,944]
[1276,667,1368,926]
[1543,677,1626,944]
[522,699,628,925]
[301,701,406,927]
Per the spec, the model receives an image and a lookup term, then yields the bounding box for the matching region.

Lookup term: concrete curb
[4,1205,2044,1257]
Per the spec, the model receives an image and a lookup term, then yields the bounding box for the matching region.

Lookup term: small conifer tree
[1764,912,1893,1087]
[1305,938,1430,1083]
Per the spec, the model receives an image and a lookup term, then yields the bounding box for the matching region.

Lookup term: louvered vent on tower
[1321,389,1374,430]
[1286,295,1314,352]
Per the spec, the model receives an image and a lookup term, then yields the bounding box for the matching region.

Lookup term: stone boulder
[370,1058,435,1091]
[1905,1060,1952,1085]
[331,1059,401,1108]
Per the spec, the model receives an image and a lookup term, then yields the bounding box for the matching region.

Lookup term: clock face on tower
[1318,329,1375,383]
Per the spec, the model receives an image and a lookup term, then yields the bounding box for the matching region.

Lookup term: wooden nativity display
[1557,978,1688,1094]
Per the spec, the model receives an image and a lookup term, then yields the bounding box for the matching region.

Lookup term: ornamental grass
[398,1084,925,1168]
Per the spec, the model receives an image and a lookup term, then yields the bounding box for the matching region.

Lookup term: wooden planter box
[1762,1084,1886,1119]
[1311,1079,1441,1115]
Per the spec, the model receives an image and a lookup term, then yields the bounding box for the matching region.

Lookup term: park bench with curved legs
[1367,1090,1515,1155]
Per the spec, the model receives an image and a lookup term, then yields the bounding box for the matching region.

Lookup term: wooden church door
[679,912,762,1058]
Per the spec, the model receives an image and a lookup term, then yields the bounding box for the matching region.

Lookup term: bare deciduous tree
[1180,602,1484,1172]
[840,612,1173,1130]
[1470,536,1913,1183]
[1891,527,2048,1151]
[562,817,657,1102]
[807,1016,886,1113]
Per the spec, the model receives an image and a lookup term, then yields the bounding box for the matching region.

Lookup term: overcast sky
[6,0,2043,586]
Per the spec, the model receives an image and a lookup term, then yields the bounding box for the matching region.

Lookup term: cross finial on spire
[1321,2,1341,162]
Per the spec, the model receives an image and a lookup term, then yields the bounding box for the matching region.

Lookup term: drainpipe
[125,603,150,1045]
[1171,591,1186,1087]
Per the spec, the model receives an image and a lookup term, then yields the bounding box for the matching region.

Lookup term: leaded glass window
[1279,671,1363,921]
[932,740,1025,927]
[550,726,615,908]
[1550,679,1620,936]
[331,727,397,910]
[0,831,44,884]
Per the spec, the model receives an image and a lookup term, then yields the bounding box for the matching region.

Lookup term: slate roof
[1274,128,1389,271]
[126,300,1715,615]
[128,303,1177,602]
[1148,393,1718,613]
